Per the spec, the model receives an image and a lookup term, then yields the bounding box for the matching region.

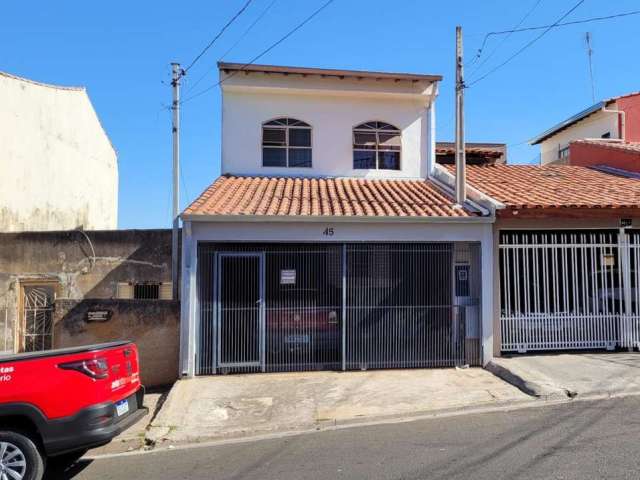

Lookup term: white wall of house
[220,71,437,179]
[0,72,118,232]
[539,109,619,165]
[179,219,495,376]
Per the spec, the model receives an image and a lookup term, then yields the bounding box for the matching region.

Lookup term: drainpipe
[602,105,626,141]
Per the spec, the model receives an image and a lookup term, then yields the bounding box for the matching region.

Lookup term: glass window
[262,118,312,168]
[353,121,401,170]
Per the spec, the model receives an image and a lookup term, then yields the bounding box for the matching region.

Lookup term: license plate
[115,399,129,417]
[285,334,309,344]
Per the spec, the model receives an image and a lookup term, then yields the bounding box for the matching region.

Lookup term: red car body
[0,341,147,459]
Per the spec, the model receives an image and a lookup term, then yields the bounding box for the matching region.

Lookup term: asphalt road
[48,396,640,480]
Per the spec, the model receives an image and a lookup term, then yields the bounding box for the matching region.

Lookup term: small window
[116,282,172,300]
[262,118,312,167]
[558,146,570,160]
[353,121,401,170]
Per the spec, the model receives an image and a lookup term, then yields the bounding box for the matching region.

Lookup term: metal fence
[0,305,12,355]
[196,242,482,375]
[499,230,640,352]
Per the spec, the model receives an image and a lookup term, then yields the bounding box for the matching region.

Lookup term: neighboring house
[0,71,118,232]
[179,63,497,377]
[0,229,178,387]
[456,164,640,355]
[436,142,506,165]
[530,92,640,166]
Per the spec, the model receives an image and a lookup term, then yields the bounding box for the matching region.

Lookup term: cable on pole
[181,0,335,105]
[466,0,585,88]
[183,0,254,74]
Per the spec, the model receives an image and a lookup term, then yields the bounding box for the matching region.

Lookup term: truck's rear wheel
[0,430,45,480]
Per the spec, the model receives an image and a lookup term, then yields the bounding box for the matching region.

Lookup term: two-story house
[530,92,640,170]
[178,63,497,377]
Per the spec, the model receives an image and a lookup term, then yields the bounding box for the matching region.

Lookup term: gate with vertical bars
[500,230,640,352]
[196,242,482,375]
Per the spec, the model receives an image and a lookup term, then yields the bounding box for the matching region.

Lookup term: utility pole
[455,26,466,206]
[171,63,183,301]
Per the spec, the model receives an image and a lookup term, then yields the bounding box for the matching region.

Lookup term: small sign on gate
[280,269,296,285]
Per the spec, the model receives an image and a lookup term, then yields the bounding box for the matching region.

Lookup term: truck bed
[0,341,131,363]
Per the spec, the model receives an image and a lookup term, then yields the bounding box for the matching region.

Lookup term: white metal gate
[500,230,640,352]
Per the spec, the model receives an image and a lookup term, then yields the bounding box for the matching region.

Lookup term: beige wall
[54,299,179,388]
[0,72,117,232]
[221,71,437,179]
[539,109,619,165]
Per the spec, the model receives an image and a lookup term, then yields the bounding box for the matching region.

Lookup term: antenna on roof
[585,32,596,103]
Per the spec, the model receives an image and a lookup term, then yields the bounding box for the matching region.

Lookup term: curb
[485,361,571,400]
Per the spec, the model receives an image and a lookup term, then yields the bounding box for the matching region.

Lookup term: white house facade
[0,71,118,232]
[179,63,498,377]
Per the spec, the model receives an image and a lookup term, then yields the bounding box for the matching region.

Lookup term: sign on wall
[280,269,296,285]
[86,310,113,322]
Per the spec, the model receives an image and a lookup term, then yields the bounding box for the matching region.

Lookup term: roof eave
[529,101,606,145]
[181,213,493,224]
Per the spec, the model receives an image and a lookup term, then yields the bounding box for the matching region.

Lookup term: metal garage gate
[196,242,482,375]
[500,230,640,352]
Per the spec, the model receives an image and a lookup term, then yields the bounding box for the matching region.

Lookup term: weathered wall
[54,299,179,388]
[0,229,177,357]
[0,71,117,232]
[569,142,640,172]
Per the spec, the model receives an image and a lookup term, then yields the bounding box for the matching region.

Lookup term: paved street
[49,395,640,480]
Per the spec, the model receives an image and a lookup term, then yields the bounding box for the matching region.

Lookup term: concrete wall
[569,141,640,172]
[221,71,437,179]
[0,72,117,232]
[615,95,640,142]
[539,109,619,165]
[0,229,175,359]
[54,299,179,388]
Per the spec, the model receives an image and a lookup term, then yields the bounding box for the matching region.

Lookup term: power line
[472,8,640,61]
[183,0,254,73]
[466,0,585,88]
[186,0,279,95]
[468,0,542,74]
[181,0,335,105]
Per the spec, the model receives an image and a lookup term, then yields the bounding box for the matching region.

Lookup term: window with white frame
[353,121,401,170]
[262,118,312,167]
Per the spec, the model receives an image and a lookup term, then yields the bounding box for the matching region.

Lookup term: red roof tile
[451,164,640,211]
[183,176,478,218]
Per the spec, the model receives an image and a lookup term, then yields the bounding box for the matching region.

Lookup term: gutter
[429,164,504,214]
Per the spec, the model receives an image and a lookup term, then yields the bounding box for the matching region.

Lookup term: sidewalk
[487,352,640,400]
[145,368,531,447]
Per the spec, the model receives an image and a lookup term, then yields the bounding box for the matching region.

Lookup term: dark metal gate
[196,242,481,374]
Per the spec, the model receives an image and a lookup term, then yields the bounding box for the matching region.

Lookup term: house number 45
[322,227,334,236]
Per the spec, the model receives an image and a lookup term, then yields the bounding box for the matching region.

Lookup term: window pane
[378,151,400,170]
[263,128,286,146]
[289,119,310,127]
[289,128,311,147]
[378,132,401,149]
[353,150,376,169]
[353,131,377,148]
[264,118,288,126]
[289,148,312,167]
[263,147,287,167]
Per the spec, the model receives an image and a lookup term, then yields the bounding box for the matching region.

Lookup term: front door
[217,253,265,371]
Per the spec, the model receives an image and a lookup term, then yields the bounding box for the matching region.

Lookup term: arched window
[262,118,312,168]
[353,121,401,170]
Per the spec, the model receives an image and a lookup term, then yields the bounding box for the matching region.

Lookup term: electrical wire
[466,0,585,88]
[471,8,640,68]
[185,0,279,95]
[468,0,542,74]
[181,0,335,105]
[183,0,254,73]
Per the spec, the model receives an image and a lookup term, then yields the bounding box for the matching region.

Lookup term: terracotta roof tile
[183,175,478,218]
[449,164,640,211]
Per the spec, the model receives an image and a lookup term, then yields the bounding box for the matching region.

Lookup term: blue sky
[2,0,639,229]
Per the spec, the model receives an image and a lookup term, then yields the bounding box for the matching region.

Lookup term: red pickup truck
[0,341,147,480]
